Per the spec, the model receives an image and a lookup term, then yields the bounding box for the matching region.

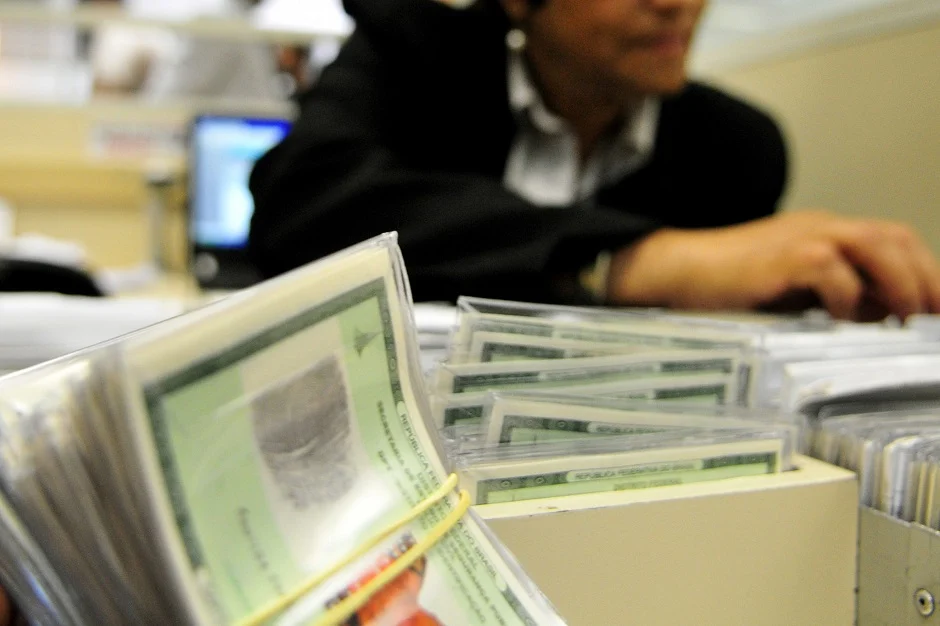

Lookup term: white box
[478,455,858,626]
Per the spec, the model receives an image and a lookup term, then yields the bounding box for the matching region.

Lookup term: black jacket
[249,0,787,304]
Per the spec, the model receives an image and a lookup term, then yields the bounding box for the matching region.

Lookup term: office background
[0,0,936,275]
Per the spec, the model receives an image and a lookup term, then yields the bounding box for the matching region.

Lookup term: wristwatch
[578,250,613,304]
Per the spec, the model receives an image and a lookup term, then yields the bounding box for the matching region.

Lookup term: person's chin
[657,75,690,95]
[614,61,689,97]
[633,74,689,97]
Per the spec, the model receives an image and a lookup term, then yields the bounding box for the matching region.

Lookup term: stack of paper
[0,235,565,626]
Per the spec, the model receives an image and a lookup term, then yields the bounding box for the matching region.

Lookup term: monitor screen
[190,115,292,249]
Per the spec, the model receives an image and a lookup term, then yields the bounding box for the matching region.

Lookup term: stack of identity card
[428,296,940,516]
[426,298,819,508]
[451,392,796,507]
[0,235,566,626]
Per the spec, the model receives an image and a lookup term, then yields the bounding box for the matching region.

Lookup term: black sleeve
[247,29,660,304]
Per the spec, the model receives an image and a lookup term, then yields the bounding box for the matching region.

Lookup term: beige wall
[704,22,940,253]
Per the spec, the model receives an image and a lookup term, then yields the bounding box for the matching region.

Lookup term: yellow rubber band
[312,489,472,626]
[236,474,464,626]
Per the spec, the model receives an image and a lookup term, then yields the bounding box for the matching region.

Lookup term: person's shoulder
[663,81,782,143]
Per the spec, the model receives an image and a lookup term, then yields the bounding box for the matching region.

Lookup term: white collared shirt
[503,51,660,207]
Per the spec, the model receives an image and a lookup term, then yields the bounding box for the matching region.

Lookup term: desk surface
[118,273,236,304]
[119,273,201,300]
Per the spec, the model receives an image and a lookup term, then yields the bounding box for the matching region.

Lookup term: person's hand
[608,211,940,321]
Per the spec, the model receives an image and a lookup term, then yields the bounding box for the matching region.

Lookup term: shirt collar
[507,49,659,159]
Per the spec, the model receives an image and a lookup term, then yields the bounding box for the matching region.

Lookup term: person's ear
[499,0,532,25]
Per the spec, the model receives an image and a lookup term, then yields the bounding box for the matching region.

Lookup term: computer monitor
[189,114,292,289]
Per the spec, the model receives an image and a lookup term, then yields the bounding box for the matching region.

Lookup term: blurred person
[142,0,285,101]
[86,0,177,94]
[276,45,316,93]
[247,0,940,321]
[90,0,292,100]
[254,0,353,82]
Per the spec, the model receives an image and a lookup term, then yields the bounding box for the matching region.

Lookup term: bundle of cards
[474,392,804,452]
[430,351,746,428]
[425,298,822,431]
[455,427,793,506]
[448,297,774,365]
[0,235,566,626]
[811,410,940,525]
[437,391,797,507]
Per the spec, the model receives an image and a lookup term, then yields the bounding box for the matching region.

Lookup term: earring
[506,28,527,52]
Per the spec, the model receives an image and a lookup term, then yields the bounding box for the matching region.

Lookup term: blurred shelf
[0,2,350,44]
[0,154,184,176]
[0,95,297,117]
